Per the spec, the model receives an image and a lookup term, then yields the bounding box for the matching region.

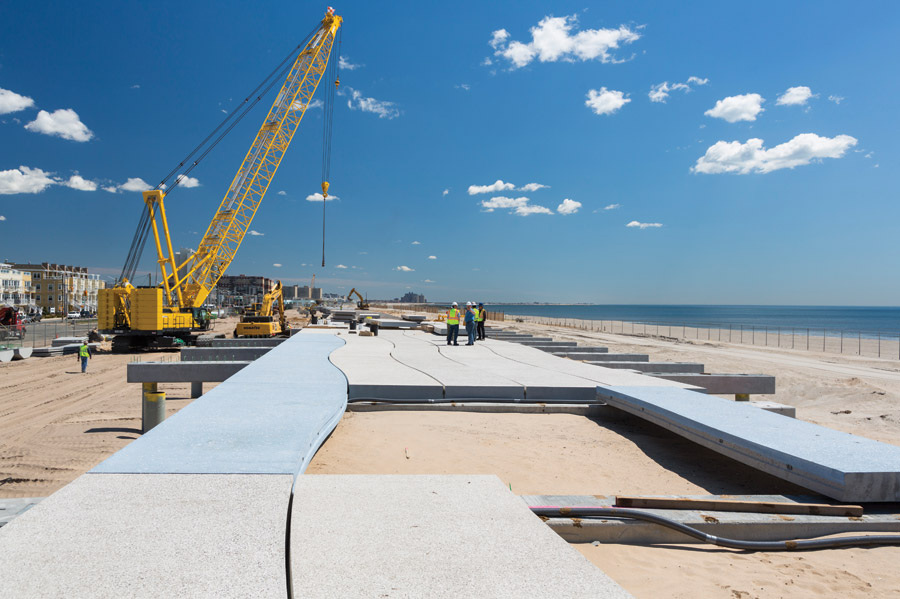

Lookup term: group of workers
[445,301,486,346]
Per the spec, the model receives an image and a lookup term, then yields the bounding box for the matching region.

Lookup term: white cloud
[468,179,515,195]
[442,188,449,196]
[102,185,118,193]
[0,215,6,221]
[519,182,549,192]
[627,221,663,229]
[625,220,662,230]
[119,177,151,192]
[335,264,348,269]
[704,94,765,123]
[277,190,287,196]
[455,83,471,91]
[290,98,323,111]
[776,86,815,106]
[557,199,581,215]
[424,279,435,283]
[481,57,493,67]
[492,15,640,69]
[585,87,630,115]
[394,265,414,272]
[0,166,56,194]
[604,203,621,210]
[24,108,94,141]
[248,230,264,236]
[428,255,436,260]
[175,174,201,188]
[480,196,529,211]
[130,84,141,89]
[339,56,363,70]
[0,88,35,114]
[343,87,399,119]
[63,174,97,191]
[828,95,844,105]
[692,133,858,175]
[411,241,421,245]
[272,263,282,267]
[515,204,553,216]
[648,76,708,103]
[305,192,339,201]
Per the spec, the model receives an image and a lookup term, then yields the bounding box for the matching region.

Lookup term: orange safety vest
[447,308,460,325]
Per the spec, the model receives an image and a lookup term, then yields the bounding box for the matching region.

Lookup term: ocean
[483,305,900,337]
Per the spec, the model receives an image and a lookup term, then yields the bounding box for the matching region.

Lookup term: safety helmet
[451,301,458,306]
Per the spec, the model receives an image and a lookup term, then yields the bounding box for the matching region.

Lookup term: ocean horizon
[456,304,900,336]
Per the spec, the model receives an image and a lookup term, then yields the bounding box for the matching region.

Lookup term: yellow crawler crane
[99,9,343,351]
[235,281,288,337]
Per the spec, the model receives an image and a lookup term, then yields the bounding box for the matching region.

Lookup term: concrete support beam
[209,337,285,347]
[190,381,203,398]
[127,360,250,383]
[549,347,609,356]
[597,385,900,502]
[517,340,577,347]
[180,346,271,362]
[646,373,776,395]
[568,353,650,362]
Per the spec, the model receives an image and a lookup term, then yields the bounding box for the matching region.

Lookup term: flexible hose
[530,506,900,551]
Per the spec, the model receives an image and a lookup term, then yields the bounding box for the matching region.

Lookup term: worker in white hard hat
[446,302,461,346]
[463,302,477,345]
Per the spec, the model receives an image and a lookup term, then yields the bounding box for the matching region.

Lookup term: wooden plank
[615,495,863,517]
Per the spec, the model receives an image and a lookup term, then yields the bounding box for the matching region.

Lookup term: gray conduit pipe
[530,506,900,551]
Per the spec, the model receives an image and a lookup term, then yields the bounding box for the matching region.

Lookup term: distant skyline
[1,1,897,305]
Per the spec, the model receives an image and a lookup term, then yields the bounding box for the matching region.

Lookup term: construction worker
[76,339,91,373]
[446,302,460,346]
[464,302,477,345]
[476,302,486,340]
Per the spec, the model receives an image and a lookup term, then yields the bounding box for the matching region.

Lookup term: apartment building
[0,263,34,311]
[12,263,104,315]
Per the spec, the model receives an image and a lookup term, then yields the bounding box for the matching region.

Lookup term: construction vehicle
[235,281,288,337]
[0,307,26,341]
[98,9,343,352]
[346,287,369,310]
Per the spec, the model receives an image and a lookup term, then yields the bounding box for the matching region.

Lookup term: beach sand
[3,314,900,596]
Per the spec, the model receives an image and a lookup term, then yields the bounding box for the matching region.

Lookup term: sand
[4,312,900,596]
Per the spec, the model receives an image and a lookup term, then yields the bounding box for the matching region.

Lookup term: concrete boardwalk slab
[290,475,631,598]
[410,331,599,401]
[566,352,650,362]
[0,473,292,598]
[384,330,524,399]
[483,339,697,390]
[646,373,776,395]
[595,361,705,373]
[328,332,443,400]
[93,334,347,474]
[180,346,272,361]
[598,386,900,502]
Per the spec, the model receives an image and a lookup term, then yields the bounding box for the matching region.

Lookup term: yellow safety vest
[447,308,459,325]
[79,344,89,357]
[475,308,485,322]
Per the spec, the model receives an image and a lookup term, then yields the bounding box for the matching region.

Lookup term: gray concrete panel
[598,385,900,502]
[646,373,776,395]
[93,334,347,474]
[0,473,292,598]
[593,361,705,373]
[384,330,525,399]
[548,347,609,356]
[518,340,578,347]
[290,475,631,598]
[180,346,271,361]
[126,360,250,383]
[210,337,285,347]
[328,332,443,400]
[566,352,650,362]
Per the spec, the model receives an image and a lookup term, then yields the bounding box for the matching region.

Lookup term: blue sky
[1,1,897,304]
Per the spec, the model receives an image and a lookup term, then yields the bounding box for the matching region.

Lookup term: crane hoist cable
[320,26,341,267]
[118,24,320,284]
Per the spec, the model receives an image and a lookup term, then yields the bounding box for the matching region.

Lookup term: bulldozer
[235,281,288,338]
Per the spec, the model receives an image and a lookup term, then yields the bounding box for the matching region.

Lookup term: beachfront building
[400,292,426,303]
[11,262,104,315]
[297,285,323,301]
[215,274,274,308]
[0,263,34,312]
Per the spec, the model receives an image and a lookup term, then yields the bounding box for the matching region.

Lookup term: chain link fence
[0,318,99,350]
[498,313,900,360]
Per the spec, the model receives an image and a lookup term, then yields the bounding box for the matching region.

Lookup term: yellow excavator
[98,9,343,352]
[347,287,369,310]
[235,281,288,337]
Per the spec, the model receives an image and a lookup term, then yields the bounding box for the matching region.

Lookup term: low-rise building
[215,274,274,308]
[0,263,34,311]
[11,263,104,315]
